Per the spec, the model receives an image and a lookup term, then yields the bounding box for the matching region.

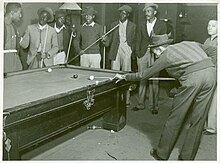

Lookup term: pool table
[3,65,132,160]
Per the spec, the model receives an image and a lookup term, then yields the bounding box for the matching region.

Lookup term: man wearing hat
[74,6,106,68]
[52,10,73,65]
[114,34,216,160]
[133,3,167,113]
[105,4,136,106]
[20,7,58,69]
[106,5,136,72]
[4,3,23,73]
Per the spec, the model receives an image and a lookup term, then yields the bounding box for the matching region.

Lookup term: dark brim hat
[143,3,158,12]
[55,10,66,19]
[148,34,173,48]
[118,5,132,13]
[81,6,97,15]
[38,7,54,22]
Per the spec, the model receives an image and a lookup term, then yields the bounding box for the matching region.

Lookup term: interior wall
[184,4,217,43]
[17,3,60,35]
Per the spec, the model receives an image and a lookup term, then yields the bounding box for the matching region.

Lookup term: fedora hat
[148,34,173,48]
[143,3,158,12]
[81,6,97,15]
[37,7,54,22]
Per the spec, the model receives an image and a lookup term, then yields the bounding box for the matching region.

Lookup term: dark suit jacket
[107,20,136,60]
[136,19,167,58]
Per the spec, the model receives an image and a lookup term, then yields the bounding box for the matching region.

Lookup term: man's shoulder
[128,20,136,27]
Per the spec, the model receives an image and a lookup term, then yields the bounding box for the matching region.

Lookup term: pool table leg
[102,88,127,131]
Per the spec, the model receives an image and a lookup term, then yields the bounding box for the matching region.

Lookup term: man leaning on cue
[114,34,216,160]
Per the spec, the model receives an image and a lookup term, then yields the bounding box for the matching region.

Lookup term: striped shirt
[125,41,213,81]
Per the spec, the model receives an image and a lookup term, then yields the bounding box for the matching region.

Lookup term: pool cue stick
[65,25,75,64]
[40,26,48,68]
[148,77,175,81]
[103,26,106,69]
[67,24,119,64]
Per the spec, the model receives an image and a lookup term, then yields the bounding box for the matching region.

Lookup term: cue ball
[89,75,95,80]
[73,74,78,78]
[47,68,52,72]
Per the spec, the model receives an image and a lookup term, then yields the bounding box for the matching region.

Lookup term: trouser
[111,43,132,71]
[156,67,216,160]
[28,53,45,69]
[80,53,101,68]
[205,87,217,133]
[137,50,159,109]
[111,43,132,105]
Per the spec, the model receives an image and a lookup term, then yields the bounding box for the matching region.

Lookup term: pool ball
[89,75,95,80]
[47,68,52,72]
[73,74,78,79]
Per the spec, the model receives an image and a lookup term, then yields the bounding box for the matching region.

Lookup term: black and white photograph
[1,0,218,161]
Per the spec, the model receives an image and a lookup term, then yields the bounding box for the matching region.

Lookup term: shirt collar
[82,21,95,27]
[210,35,217,41]
[54,23,66,33]
[147,17,157,24]
[38,23,47,30]
[119,19,128,26]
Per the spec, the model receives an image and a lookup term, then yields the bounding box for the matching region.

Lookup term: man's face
[56,16,65,27]
[145,7,156,21]
[84,14,95,24]
[11,8,22,22]
[119,10,129,23]
[39,11,50,26]
[207,20,218,36]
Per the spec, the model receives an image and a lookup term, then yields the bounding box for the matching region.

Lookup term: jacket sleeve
[135,25,142,57]
[125,51,169,81]
[47,29,58,57]
[20,26,30,49]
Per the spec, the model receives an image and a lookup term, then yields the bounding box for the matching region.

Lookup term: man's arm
[47,28,59,57]
[20,26,30,49]
[125,51,169,81]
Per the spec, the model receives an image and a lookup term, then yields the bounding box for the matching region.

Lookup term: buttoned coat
[136,19,167,58]
[107,20,136,60]
[20,24,58,67]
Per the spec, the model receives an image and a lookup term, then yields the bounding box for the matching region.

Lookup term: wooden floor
[22,82,217,161]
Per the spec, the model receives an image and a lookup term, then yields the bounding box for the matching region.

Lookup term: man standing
[74,6,106,68]
[114,34,216,160]
[53,10,73,65]
[107,5,136,72]
[4,3,23,73]
[133,3,167,113]
[20,7,58,69]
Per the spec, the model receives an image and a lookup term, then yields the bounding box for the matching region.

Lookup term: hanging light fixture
[59,3,82,10]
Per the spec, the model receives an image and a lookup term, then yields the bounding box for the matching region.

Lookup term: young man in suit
[105,5,136,106]
[20,7,58,69]
[107,5,136,72]
[4,3,23,73]
[52,10,73,65]
[133,3,167,113]
[114,34,216,160]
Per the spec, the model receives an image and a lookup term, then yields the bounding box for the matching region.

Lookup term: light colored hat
[81,6,97,15]
[148,34,173,48]
[118,5,132,13]
[38,7,54,22]
[143,3,158,12]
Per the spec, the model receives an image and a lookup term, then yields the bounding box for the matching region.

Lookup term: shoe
[131,106,144,111]
[203,130,217,135]
[151,109,158,115]
[150,148,166,160]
